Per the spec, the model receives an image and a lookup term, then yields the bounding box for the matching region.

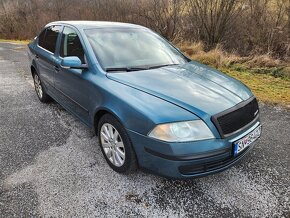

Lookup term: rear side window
[38,29,46,48]
[38,26,61,53]
[60,27,85,63]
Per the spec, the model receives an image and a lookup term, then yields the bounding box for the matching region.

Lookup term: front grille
[212,97,259,137]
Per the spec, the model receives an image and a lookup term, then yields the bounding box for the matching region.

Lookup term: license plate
[233,125,261,156]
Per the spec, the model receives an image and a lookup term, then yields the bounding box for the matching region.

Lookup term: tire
[33,72,51,103]
[98,114,138,174]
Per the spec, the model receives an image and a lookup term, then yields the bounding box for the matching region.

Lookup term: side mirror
[61,56,87,69]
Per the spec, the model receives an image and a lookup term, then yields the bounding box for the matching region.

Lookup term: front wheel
[98,114,138,174]
[33,73,51,103]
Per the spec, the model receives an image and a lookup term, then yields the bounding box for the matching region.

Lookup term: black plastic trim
[179,146,251,175]
[144,147,231,161]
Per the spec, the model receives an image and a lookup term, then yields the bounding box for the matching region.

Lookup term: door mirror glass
[61,56,86,69]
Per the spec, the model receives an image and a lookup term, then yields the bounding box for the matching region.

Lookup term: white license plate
[233,125,261,156]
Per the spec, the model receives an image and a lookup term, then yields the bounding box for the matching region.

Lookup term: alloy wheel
[100,123,126,167]
[34,74,43,99]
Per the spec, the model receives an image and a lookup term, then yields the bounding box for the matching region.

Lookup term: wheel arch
[31,65,36,76]
[30,61,38,77]
[93,107,125,136]
[93,107,140,168]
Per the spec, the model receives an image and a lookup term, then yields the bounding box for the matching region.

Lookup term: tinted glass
[85,28,188,70]
[38,26,61,53]
[60,27,85,63]
[38,29,46,48]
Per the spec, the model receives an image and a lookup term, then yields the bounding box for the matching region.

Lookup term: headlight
[148,120,214,142]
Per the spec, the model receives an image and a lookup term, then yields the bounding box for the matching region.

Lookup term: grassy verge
[0,39,30,44]
[220,68,289,106]
[180,42,290,107]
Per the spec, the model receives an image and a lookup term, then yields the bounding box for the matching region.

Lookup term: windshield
[85,28,189,71]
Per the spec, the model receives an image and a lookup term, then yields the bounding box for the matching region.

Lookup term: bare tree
[136,0,184,41]
[46,0,70,20]
[0,0,288,58]
[188,0,243,49]
[286,0,290,55]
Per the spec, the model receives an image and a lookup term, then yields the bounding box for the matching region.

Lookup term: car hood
[107,61,253,117]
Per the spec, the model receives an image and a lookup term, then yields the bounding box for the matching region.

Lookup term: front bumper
[128,121,261,179]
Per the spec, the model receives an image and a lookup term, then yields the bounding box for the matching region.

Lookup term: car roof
[47,21,146,30]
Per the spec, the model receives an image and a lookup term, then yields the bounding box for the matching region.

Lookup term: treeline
[0,0,289,58]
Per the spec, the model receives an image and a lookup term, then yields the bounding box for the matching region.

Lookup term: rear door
[36,25,62,92]
[54,26,91,124]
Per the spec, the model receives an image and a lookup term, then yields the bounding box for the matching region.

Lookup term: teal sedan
[28,21,261,179]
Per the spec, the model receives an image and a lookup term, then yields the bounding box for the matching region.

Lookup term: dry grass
[179,42,288,69]
[0,39,30,44]
[221,68,290,107]
[179,42,237,68]
[179,42,290,107]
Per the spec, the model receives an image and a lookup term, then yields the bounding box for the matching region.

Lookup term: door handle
[54,66,60,72]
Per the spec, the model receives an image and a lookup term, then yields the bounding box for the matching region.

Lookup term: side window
[60,27,85,63]
[38,26,61,53]
[38,29,46,48]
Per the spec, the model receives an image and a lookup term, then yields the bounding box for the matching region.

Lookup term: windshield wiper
[148,63,179,69]
[106,64,179,72]
[105,67,148,72]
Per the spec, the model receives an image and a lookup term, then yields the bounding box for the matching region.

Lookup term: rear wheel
[98,114,138,173]
[33,73,51,103]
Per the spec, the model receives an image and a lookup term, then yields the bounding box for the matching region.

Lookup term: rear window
[38,26,61,53]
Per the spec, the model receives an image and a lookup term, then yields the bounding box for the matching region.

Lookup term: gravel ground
[0,42,289,217]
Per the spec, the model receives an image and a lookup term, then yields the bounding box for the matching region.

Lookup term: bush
[180,42,290,80]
